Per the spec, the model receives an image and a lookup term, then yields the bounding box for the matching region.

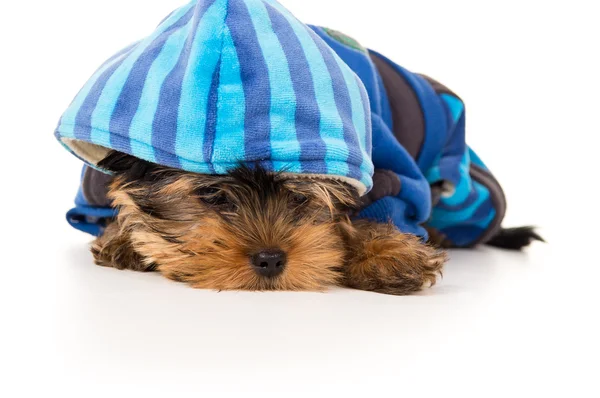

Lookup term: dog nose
[251,249,287,277]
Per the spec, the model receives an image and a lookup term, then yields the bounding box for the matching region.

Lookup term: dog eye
[290,192,309,206]
[202,194,230,207]
[197,188,230,207]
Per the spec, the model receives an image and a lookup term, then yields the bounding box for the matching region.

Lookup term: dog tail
[485,226,545,250]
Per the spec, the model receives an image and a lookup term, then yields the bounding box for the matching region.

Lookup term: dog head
[97,151,360,291]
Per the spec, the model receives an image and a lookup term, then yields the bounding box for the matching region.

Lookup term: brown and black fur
[92,151,446,295]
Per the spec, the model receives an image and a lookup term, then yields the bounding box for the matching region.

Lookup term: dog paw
[90,223,153,272]
[344,223,447,295]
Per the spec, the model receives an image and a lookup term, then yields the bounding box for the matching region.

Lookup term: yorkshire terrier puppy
[91,151,447,295]
[57,1,543,295]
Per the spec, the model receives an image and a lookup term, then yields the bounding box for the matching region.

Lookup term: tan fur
[91,165,446,295]
[341,221,446,295]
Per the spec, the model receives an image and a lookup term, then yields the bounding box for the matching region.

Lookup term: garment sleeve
[356,114,432,238]
[65,166,117,236]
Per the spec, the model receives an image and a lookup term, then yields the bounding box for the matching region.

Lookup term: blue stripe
[87,4,195,150]
[356,74,373,189]
[210,26,246,173]
[429,181,490,229]
[246,0,300,164]
[271,161,303,174]
[264,3,326,174]
[311,27,370,156]
[309,29,363,180]
[227,0,271,168]
[356,76,372,154]
[265,1,347,176]
[436,185,480,212]
[169,0,224,168]
[440,93,464,123]
[108,9,194,154]
[425,154,443,182]
[58,41,138,138]
[202,57,221,174]
[72,57,130,141]
[337,60,370,163]
[117,19,193,162]
[59,46,136,139]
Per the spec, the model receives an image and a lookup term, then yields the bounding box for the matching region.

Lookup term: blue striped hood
[55,0,374,195]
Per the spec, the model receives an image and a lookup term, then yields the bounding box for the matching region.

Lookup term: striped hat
[55,0,374,194]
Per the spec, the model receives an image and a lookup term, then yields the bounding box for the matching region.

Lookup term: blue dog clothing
[56,0,506,247]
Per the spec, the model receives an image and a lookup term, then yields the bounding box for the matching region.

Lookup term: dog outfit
[56,0,506,247]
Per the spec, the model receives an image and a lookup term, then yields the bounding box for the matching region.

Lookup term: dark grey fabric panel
[359,169,401,209]
[368,51,425,160]
[469,164,507,246]
[82,167,113,207]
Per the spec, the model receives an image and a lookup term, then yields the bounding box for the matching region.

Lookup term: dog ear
[97,150,162,182]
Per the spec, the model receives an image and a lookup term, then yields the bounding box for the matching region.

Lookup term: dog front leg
[340,220,446,295]
[91,222,155,272]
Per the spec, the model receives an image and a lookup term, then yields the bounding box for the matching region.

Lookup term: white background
[1,0,598,396]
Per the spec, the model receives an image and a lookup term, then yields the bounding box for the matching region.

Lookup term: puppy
[91,151,447,295]
[56,1,543,295]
